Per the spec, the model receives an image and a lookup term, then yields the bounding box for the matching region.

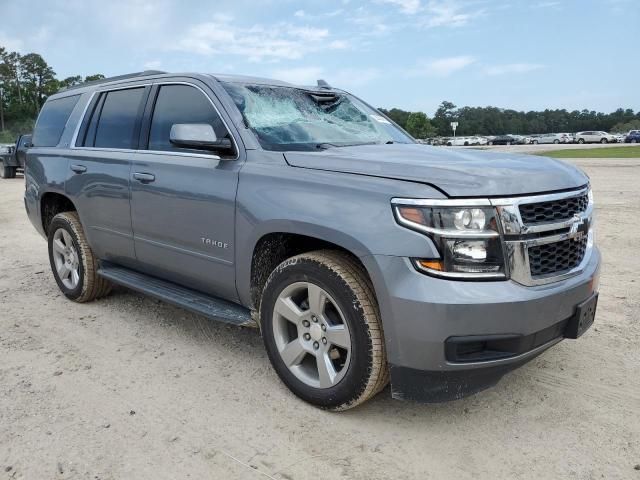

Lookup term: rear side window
[148,84,228,152]
[32,95,80,147]
[92,88,146,149]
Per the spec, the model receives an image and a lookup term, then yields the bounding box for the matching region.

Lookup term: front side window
[221,83,413,151]
[93,88,145,149]
[148,84,228,152]
[32,95,80,147]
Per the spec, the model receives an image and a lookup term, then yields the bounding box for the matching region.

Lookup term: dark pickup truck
[0,134,32,178]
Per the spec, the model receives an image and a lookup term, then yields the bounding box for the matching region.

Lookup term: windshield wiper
[315,141,381,150]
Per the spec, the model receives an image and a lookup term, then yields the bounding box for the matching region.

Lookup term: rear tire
[260,250,388,410]
[532,140,538,144]
[48,211,112,302]
[553,139,559,144]
[631,139,637,144]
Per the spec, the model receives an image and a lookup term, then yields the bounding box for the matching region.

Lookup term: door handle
[133,172,156,183]
[70,164,87,174]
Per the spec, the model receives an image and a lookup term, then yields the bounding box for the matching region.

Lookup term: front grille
[519,192,589,225]
[528,236,588,277]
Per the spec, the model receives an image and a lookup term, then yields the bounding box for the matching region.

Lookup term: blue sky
[1,0,637,115]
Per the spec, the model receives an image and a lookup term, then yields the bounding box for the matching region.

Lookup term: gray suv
[24,71,600,410]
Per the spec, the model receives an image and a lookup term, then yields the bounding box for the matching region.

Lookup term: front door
[130,82,241,301]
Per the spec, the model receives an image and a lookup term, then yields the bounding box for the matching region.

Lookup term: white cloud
[175,21,336,62]
[483,63,545,75]
[271,66,380,89]
[408,56,476,77]
[377,0,421,14]
[143,59,163,70]
[271,66,325,85]
[0,32,24,52]
[293,9,344,19]
[421,1,477,28]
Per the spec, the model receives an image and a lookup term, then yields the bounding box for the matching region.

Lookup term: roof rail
[59,70,167,92]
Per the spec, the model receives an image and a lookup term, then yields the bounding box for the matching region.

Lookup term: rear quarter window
[32,95,80,147]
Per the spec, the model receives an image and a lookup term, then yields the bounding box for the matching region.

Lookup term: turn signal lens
[418,260,444,271]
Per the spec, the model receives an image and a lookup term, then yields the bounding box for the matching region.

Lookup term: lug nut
[302,320,310,327]
[303,333,311,340]
[313,341,319,350]
[322,337,327,345]
[321,324,326,331]
[312,316,318,322]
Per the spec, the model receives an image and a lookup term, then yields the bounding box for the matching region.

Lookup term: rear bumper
[363,248,601,403]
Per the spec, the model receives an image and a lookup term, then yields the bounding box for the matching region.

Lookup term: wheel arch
[241,223,373,312]
[40,192,77,235]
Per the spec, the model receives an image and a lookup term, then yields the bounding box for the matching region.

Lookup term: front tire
[578,138,585,144]
[48,211,112,302]
[260,250,388,410]
[553,139,559,144]
[601,138,608,144]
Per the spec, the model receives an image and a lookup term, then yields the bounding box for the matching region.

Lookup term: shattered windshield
[221,83,413,151]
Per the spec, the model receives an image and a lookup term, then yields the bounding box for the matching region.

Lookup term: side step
[97,261,256,328]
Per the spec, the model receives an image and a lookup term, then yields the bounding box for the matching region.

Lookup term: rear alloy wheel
[48,211,112,302]
[260,250,388,410]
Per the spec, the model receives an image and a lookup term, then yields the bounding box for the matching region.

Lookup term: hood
[284,143,588,197]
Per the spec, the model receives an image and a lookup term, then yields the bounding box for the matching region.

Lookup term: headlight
[393,201,506,279]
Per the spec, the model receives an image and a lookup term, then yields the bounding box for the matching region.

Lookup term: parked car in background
[469,136,488,145]
[559,133,575,143]
[0,134,32,179]
[613,133,626,143]
[445,136,471,146]
[625,130,640,143]
[532,133,568,145]
[488,135,518,145]
[575,131,617,144]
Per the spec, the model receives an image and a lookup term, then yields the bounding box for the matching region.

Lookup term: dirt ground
[1,158,639,480]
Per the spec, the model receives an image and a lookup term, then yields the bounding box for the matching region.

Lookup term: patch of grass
[538,146,640,158]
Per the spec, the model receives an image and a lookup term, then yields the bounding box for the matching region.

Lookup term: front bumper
[363,248,600,402]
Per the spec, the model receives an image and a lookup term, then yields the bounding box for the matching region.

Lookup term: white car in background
[445,136,472,146]
[575,131,617,144]
[469,136,488,145]
[532,133,569,144]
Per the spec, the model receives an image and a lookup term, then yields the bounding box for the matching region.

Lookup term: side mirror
[169,123,234,154]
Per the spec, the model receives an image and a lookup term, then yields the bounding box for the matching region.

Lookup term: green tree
[433,101,457,136]
[84,74,106,83]
[405,112,436,138]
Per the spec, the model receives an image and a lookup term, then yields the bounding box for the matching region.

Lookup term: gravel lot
[1,157,639,479]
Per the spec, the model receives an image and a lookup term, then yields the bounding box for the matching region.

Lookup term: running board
[97,262,256,328]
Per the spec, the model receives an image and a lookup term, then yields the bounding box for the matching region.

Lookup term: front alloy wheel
[272,282,351,389]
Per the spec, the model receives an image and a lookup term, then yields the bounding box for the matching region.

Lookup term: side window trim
[139,80,239,160]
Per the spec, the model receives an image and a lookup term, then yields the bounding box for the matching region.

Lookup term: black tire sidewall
[48,216,86,300]
[261,257,373,409]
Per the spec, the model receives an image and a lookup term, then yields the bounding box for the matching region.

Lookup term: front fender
[234,158,445,306]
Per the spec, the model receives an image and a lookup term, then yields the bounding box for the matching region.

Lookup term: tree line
[1,45,639,143]
[381,102,640,139]
[0,46,104,142]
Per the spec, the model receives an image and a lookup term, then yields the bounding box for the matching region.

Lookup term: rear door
[129,80,242,301]
[66,85,149,264]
